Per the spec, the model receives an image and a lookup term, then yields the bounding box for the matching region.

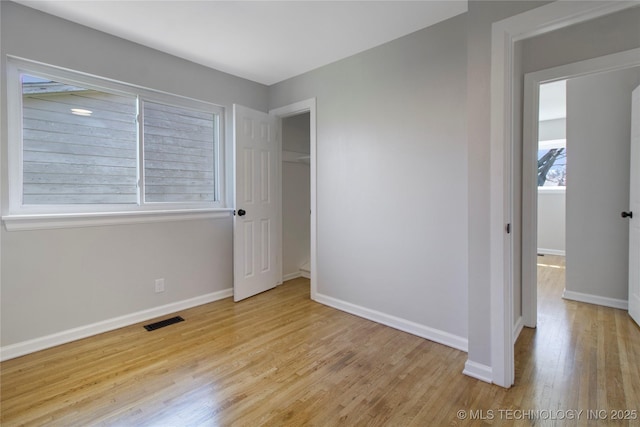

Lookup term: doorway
[522,54,640,331]
[281,112,311,282]
[269,98,317,299]
[489,1,640,389]
[535,79,567,328]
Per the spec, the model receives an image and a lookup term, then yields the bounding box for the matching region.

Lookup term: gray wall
[0,2,268,347]
[539,118,566,141]
[270,0,551,368]
[520,6,640,75]
[537,191,566,255]
[282,113,310,154]
[270,14,469,340]
[565,67,640,301]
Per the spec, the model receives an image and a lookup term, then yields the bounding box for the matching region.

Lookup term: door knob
[621,211,633,218]
[237,209,246,217]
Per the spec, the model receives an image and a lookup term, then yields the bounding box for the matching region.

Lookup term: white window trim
[538,138,566,150]
[4,57,226,229]
[537,186,566,194]
[3,209,234,231]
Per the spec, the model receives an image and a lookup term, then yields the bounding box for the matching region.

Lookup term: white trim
[0,288,233,361]
[522,69,541,331]
[0,1,3,351]
[513,316,524,344]
[489,0,638,389]
[537,248,566,257]
[282,268,311,282]
[315,293,468,352]
[282,271,303,282]
[269,98,317,301]
[537,186,566,194]
[463,360,493,384]
[8,56,224,114]
[3,209,232,231]
[490,6,515,390]
[562,290,628,310]
[630,294,640,322]
[538,139,566,150]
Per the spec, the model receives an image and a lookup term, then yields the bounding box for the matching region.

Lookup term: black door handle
[237,209,246,217]
[621,211,633,218]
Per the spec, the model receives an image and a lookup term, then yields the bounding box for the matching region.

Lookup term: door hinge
[506,223,511,234]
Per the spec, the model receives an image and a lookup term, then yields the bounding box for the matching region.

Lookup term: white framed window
[5,57,227,229]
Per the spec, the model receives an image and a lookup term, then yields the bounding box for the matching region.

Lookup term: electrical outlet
[155,278,165,293]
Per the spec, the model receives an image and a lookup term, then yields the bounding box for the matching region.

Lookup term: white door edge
[629,85,640,326]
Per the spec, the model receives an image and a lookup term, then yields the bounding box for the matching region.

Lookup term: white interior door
[629,85,640,326]
[234,105,279,302]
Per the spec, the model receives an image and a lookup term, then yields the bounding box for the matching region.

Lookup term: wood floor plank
[2,265,640,426]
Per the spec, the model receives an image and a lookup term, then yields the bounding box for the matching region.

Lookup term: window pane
[143,101,216,203]
[537,147,566,186]
[22,74,138,204]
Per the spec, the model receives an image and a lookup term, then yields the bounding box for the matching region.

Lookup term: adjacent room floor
[1,261,639,425]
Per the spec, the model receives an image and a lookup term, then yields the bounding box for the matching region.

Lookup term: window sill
[2,209,233,231]
[537,186,566,194]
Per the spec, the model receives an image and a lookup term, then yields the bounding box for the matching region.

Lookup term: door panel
[565,70,638,303]
[234,105,279,301]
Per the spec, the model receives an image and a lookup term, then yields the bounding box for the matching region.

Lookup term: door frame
[269,98,318,300]
[521,48,640,329]
[489,0,638,388]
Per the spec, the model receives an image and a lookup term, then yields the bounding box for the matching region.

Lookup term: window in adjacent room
[537,79,567,188]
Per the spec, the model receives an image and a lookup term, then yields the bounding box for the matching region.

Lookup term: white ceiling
[15,0,468,85]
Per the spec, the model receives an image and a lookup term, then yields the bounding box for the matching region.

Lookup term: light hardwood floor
[2,257,640,426]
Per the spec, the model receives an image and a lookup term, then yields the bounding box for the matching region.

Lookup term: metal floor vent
[144,316,184,331]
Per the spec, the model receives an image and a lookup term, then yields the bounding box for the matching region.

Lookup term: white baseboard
[283,269,311,281]
[463,359,493,383]
[0,288,233,362]
[513,316,524,344]
[562,289,628,310]
[282,271,302,281]
[314,293,468,352]
[537,248,566,256]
